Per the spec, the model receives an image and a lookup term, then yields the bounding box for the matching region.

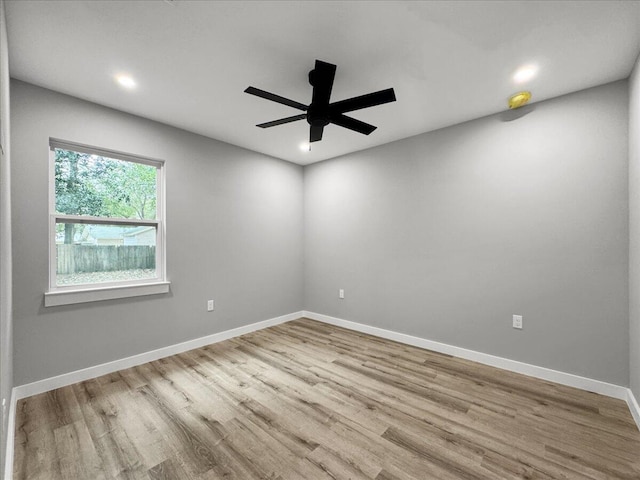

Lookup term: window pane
[54,148,157,220]
[55,223,157,286]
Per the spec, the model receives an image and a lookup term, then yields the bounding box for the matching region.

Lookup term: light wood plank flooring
[13,318,640,479]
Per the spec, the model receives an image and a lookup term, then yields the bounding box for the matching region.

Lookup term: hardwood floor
[13,318,640,479]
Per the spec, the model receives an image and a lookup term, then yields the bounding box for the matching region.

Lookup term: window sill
[44,281,171,307]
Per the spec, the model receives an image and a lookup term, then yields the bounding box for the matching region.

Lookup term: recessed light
[299,142,310,152]
[513,65,538,84]
[115,74,136,90]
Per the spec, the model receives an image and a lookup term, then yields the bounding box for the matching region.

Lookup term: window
[45,139,169,306]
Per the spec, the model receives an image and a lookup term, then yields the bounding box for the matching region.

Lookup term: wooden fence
[57,244,156,274]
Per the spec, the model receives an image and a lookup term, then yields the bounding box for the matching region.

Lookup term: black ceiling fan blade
[310,125,324,143]
[256,114,307,128]
[330,113,377,135]
[244,86,308,111]
[310,60,337,106]
[330,88,396,114]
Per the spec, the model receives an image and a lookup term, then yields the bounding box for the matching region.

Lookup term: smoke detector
[508,91,532,109]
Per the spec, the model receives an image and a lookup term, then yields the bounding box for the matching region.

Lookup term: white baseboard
[13,311,303,400]
[11,307,639,407]
[13,309,632,404]
[3,388,16,480]
[302,311,630,402]
[628,389,640,431]
[5,309,640,480]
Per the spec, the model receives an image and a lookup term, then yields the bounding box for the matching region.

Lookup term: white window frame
[44,138,169,307]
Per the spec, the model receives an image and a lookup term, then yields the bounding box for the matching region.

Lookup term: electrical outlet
[513,315,523,329]
[207,300,214,312]
[339,289,344,299]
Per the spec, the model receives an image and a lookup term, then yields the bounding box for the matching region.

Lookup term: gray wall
[0,0,12,474]
[305,81,629,386]
[11,80,304,386]
[9,77,632,390]
[630,53,640,399]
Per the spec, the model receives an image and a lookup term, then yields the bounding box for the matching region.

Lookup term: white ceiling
[6,0,640,165]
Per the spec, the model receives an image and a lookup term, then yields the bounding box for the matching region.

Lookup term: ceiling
[5,1,640,165]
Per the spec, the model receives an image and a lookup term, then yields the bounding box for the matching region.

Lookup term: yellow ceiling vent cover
[508,91,532,109]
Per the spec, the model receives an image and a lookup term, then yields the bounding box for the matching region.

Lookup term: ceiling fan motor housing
[306,104,331,127]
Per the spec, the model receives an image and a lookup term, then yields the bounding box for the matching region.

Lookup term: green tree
[101,162,156,220]
[55,149,157,244]
[55,150,110,243]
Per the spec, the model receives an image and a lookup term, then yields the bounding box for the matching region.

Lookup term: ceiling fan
[244,60,396,149]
